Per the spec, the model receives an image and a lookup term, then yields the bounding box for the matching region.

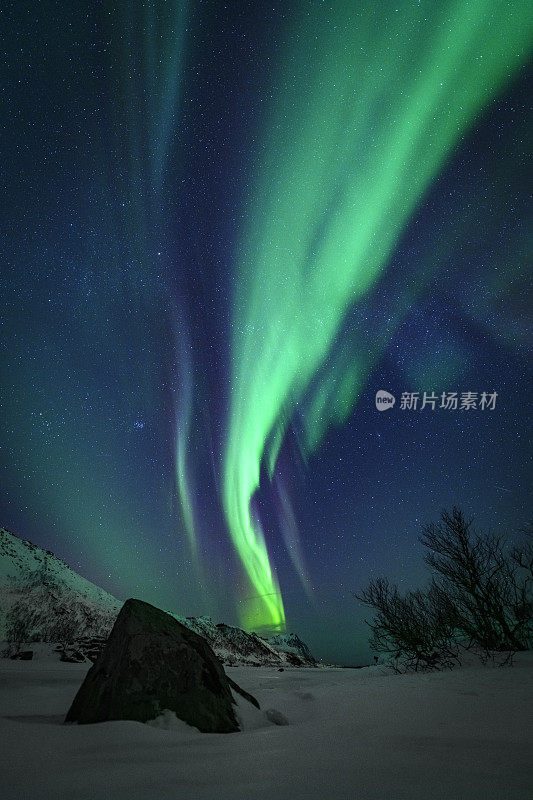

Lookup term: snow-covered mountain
[173,616,316,667]
[0,526,316,666]
[0,526,121,644]
[268,632,317,665]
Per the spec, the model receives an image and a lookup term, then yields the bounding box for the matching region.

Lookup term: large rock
[65,598,258,732]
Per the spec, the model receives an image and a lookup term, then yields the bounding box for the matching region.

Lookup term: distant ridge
[0,525,316,666]
[173,615,317,667]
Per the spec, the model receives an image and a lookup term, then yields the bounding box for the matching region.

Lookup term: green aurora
[222,0,533,630]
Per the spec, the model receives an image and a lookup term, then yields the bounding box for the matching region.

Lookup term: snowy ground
[1,651,532,800]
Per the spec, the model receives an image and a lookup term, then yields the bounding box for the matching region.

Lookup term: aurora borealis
[223,0,532,630]
[2,1,532,662]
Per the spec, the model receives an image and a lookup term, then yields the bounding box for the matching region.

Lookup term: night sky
[1,1,532,664]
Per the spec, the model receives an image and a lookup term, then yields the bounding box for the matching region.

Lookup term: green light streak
[176,419,198,560]
[224,0,532,629]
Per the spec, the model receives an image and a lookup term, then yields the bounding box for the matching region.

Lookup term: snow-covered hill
[0,526,316,666]
[0,526,122,644]
[173,616,316,667]
[269,632,317,664]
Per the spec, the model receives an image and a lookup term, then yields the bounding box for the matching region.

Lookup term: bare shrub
[356,508,533,671]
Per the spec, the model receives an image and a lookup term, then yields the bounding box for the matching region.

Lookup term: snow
[1,654,532,799]
[0,527,121,640]
[0,527,120,610]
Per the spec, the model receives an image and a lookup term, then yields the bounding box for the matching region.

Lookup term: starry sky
[1,0,532,664]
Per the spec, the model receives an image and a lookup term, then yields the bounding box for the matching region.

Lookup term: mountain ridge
[0,526,316,667]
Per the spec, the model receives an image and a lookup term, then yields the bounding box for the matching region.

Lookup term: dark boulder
[65,598,258,732]
[60,647,86,663]
[265,708,289,726]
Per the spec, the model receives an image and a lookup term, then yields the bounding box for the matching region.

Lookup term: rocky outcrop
[65,599,259,733]
[10,650,33,660]
[175,615,317,667]
[268,632,317,665]
[57,646,86,663]
[72,635,109,663]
